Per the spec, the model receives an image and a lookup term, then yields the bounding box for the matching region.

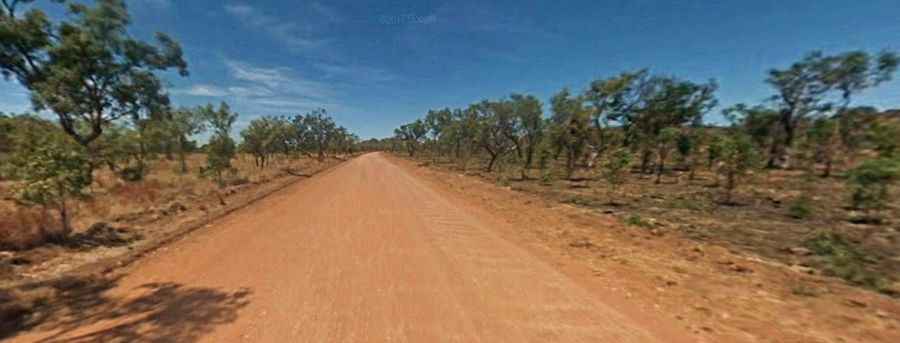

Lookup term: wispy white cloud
[225,59,335,99]
[313,62,399,84]
[224,3,328,53]
[172,84,228,97]
[174,58,342,117]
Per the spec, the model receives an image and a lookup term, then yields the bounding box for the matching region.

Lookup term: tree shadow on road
[1,275,251,342]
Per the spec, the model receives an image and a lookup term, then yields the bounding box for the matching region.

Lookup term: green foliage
[199,103,238,186]
[549,88,592,178]
[803,118,840,176]
[765,50,898,166]
[654,127,680,183]
[394,118,427,157]
[838,106,877,154]
[723,103,779,149]
[624,214,651,228]
[295,109,341,160]
[676,132,693,160]
[0,0,188,146]
[240,116,293,168]
[631,77,718,137]
[167,107,207,173]
[510,93,544,170]
[716,133,759,203]
[805,231,886,290]
[867,122,900,158]
[846,158,900,215]
[601,148,632,204]
[205,134,236,186]
[788,196,814,219]
[6,134,92,238]
[706,134,724,169]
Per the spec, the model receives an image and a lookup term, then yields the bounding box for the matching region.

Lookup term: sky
[2,0,900,139]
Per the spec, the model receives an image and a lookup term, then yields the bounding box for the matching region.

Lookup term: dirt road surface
[9,153,691,342]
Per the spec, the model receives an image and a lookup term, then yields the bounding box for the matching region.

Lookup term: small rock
[789,265,817,275]
[569,238,593,249]
[730,264,753,273]
[844,299,868,308]
[875,310,890,319]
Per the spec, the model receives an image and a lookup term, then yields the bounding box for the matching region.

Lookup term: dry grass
[0,153,327,252]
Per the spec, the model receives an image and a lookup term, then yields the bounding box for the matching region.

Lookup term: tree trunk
[178,136,189,174]
[640,150,653,175]
[486,153,498,173]
[656,155,665,184]
[725,171,736,204]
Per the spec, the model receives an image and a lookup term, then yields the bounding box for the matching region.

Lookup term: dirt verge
[389,154,900,343]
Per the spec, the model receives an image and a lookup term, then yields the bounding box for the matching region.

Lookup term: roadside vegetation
[0,0,359,272]
[371,51,900,295]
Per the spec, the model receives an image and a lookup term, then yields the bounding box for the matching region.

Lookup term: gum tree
[200,102,238,186]
[716,134,759,204]
[0,0,188,149]
[509,93,543,178]
[765,50,897,167]
[6,127,91,240]
[394,118,427,157]
[168,107,206,173]
[548,88,592,179]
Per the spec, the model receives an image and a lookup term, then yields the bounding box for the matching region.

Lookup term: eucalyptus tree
[394,119,427,157]
[765,50,897,167]
[722,103,780,150]
[4,117,90,239]
[296,108,338,160]
[548,88,592,179]
[241,117,278,168]
[167,107,206,174]
[838,106,877,159]
[0,0,188,149]
[585,70,649,151]
[199,102,238,186]
[654,127,680,184]
[424,108,453,161]
[715,134,759,204]
[509,93,543,177]
[630,76,717,173]
[473,99,518,173]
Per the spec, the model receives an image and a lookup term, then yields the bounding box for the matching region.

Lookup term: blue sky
[2,0,900,138]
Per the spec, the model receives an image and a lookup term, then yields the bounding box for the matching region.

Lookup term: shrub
[6,141,92,240]
[805,231,886,290]
[602,148,633,204]
[624,214,651,228]
[846,158,900,219]
[788,196,813,219]
[715,134,759,204]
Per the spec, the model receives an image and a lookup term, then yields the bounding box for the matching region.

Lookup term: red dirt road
[10,153,691,342]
